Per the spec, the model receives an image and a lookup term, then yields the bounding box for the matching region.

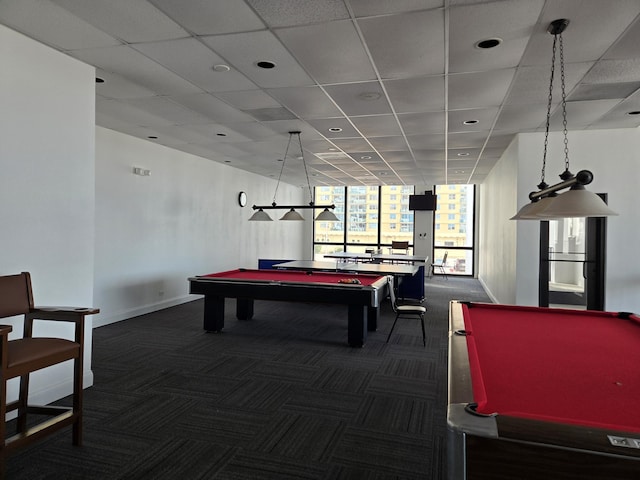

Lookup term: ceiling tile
[350,0,442,17]
[0,0,121,50]
[323,82,392,116]
[245,0,349,27]
[358,10,445,78]
[276,20,376,84]
[71,45,202,96]
[50,0,188,43]
[384,76,446,113]
[267,86,343,118]
[203,30,314,88]
[148,0,265,35]
[448,69,516,109]
[398,112,447,135]
[132,38,257,93]
[350,115,402,138]
[448,0,545,73]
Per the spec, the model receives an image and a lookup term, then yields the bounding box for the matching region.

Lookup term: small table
[447,300,640,479]
[189,269,388,347]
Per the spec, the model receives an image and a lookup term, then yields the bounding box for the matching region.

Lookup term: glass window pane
[434,185,473,248]
[380,185,413,247]
[346,186,380,246]
[314,186,345,245]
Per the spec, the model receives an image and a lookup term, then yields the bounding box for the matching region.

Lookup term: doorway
[539,206,607,310]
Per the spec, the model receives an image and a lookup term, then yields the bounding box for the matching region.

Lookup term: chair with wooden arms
[0,272,99,471]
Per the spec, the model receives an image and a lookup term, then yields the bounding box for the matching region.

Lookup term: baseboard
[93,295,198,328]
[477,276,498,303]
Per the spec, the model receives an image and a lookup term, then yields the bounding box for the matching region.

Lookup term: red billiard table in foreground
[188,268,388,347]
[447,300,640,479]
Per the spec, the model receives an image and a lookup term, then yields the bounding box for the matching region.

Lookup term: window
[314,185,413,257]
[433,184,476,276]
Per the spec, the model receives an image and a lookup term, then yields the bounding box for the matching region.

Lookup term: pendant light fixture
[511,19,617,220]
[249,131,339,222]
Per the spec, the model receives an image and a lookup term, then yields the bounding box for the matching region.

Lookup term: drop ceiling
[2,0,640,188]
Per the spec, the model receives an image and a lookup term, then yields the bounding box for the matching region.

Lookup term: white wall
[478,138,519,303]
[0,25,96,402]
[94,127,306,326]
[479,128,640,313]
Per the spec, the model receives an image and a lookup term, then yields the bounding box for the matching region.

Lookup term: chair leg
[386,314,400,343]
[16,374,29,434]
[72,356,83,446]
[420,316,426,347]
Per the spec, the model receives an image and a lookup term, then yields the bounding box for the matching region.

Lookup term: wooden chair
[389,241,409,255]
[386,276,427,346]
[0,272,99,472]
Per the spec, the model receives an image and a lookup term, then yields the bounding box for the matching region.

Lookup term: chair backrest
[387,276,397,312]
[0,272,33,319]
[391,241,409,250]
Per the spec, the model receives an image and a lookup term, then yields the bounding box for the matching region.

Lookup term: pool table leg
[236,298,254,320]
[347,305,367,347]
[367,306,379,331]
[203,295,225,332]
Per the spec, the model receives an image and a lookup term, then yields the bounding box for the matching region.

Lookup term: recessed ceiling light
[216,133,227,136]
[328,127,342,132]
[379,172,388,176]
[256,61,276,69]
[627,110,640,116]
[475,38,502,49]
[224,160,231,163]
[147,136,158,139]
[95,77,105,83]
[212,64,230,72]
[457,152,470,157]
[463,119,479,125]
[360,155,372,160]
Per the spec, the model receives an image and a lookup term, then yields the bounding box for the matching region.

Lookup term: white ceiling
[2,0,640,188]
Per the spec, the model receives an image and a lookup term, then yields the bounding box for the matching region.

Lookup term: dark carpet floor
[6,276,490,479]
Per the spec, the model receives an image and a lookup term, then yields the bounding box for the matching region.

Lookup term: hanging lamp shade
[510,195,558,220]
[280,208,304,221]
[248,208,273,221]
[536,185,618,218]
[315,208,339,221]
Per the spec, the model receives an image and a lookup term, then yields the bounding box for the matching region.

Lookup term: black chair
[430,251,448,279]
[0,272,99,473]
[386,276,426,346]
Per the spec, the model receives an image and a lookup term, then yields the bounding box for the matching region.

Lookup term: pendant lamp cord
[272,133,294,206]
[541,33,558,187]
[558,32,570,173]
[296,132,314,204]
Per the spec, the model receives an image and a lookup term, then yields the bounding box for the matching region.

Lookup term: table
[323,252,426,264]
[188,269,388,347]
[274,260,419,277]
[447,300,640,479]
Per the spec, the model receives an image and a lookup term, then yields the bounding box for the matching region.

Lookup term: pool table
[447,300,640,480]
[188,268,388,347]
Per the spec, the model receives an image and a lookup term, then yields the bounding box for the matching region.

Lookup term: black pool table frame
[189,273,388,347]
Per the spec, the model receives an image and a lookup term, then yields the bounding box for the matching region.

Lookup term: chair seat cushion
[7,338,80,376]
[397,305,426,313]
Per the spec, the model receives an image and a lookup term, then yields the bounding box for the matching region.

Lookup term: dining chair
[0,272,99,473]
[386,276,426,346]
[430,251,448,279]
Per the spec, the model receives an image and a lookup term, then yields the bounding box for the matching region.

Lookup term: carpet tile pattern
[6,277,490,479]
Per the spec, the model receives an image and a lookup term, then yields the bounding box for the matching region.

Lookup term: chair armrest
[0,325,13,337]
[25,307,99,342]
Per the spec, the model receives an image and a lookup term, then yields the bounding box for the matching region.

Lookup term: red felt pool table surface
[202,268,382,286]
[461,302,640,433]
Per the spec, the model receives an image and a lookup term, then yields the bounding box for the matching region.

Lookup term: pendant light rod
[529,170,592,201]
[251,203,336,211]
